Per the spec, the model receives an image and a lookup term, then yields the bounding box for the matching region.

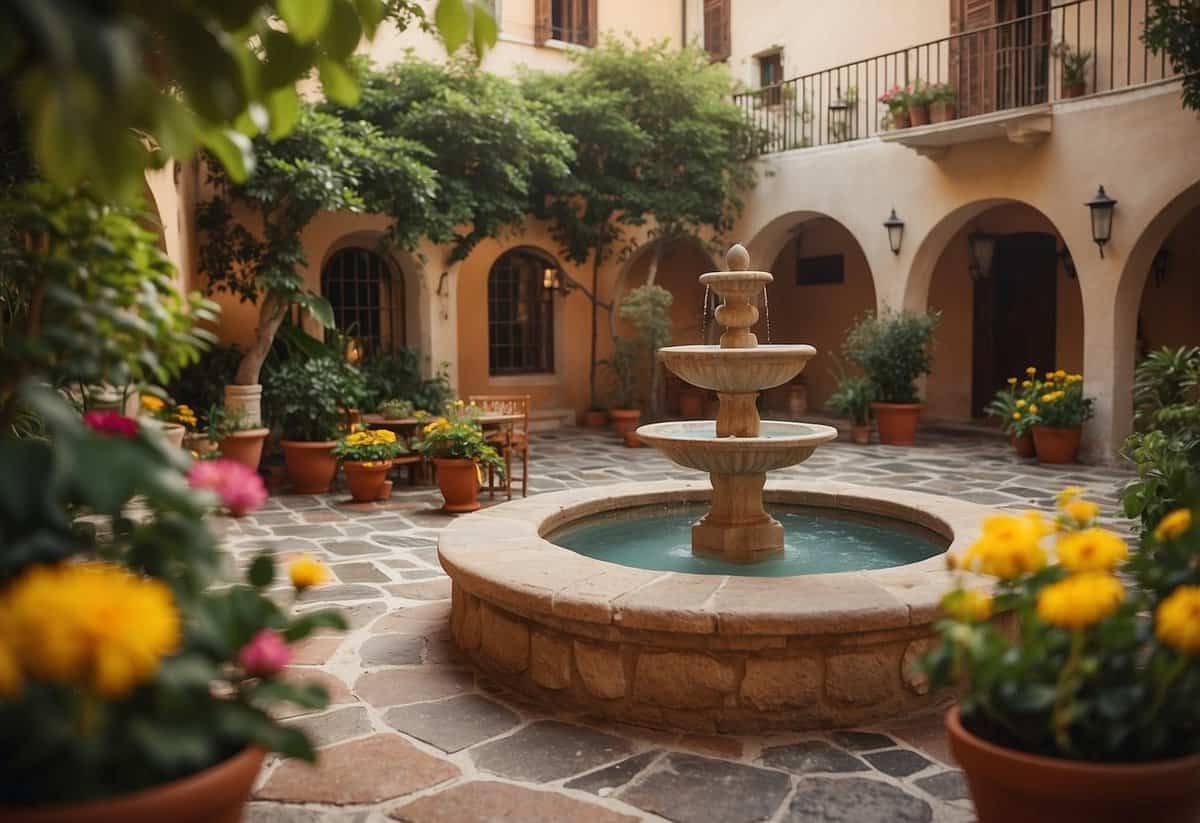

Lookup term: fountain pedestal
[692,472,783,562]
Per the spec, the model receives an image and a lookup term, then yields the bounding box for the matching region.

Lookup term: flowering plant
[878,83,910,113]
[333,427,407,463]
[1027,368,1093,428]
[140,392,198,429]
[984,378,1029,436]
[414,401,504,475]
[377,398,415,420]
[923,488,1200,762]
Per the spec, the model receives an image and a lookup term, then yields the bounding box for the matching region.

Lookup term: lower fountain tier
[635,420,839,475]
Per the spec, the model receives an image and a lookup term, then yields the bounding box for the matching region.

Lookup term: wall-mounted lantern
[968,230,997,280]
[542,266,562,291]
[883,209,904,255]
[1086,185,1117,257]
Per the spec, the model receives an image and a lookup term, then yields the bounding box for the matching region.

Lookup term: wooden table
[361,413,524,488]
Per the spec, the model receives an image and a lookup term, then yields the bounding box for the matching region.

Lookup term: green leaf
[295,292,336,329]
[248,552,276,588]
[265,87,301,141]
[321,0,364,60]
[278,0,333,43]
[284,609,348,642]
[317,57,360,106]
[353,0,388,37]
[201,128,255,181]
[435,0,470,54]
[472,3,499,57]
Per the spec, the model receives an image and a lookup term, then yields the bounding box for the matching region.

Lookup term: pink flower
[188,459,268,517]
[237,629,291,677]
[83,411,139,438]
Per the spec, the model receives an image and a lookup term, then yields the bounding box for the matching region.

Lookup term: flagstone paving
[237,427,1134,822]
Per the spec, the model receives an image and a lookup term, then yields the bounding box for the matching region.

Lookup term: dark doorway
[971,232,1058,416]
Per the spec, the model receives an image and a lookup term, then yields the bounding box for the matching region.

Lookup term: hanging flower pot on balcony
[929,101,957,123]
[1032,425,1082,464]
[892,110,911,129]
[908,104,930,127]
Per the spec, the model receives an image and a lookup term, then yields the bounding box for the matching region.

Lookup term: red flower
[188,459,268,517]
[83,411,139,439]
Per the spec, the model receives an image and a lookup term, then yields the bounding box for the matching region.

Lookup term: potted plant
[785,375,808,418]
[606,342,643,442]
[923,491,1200,823]
[265,358,346,494]
[414,403,505,513]
[1028,370,1094,464]
[928,82,957,123]
[907,80,931,126]
[207,404,270,471]
[1060,45,1092,98]
[334,428,406,503]
[986,376,1036,458]
[583,407,609,427]
[827,375,873,445]
[376,398,414,421]
[843,310,940,446]
[879,84,910,129]
[607,285,673,447]
[138,392,192,449]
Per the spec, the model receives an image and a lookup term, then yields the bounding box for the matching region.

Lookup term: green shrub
[264,358,348,442]
[358,349,453,414]
[826,375,873,425]
[842,310,940,404]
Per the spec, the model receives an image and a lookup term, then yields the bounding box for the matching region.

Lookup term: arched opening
[1133,199,1200,361]
[914,201,1084,422]
[486,247,559,376]
[321,245,407,355]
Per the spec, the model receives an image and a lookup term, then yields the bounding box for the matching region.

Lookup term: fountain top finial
[725,243,750,272]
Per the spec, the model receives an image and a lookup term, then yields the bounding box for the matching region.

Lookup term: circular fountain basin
[658,344,817,393]
[635,420,838,474]
[438,479,993,733]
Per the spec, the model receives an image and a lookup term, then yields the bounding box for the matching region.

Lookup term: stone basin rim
[437,479,993,637]
[635,420,839,448]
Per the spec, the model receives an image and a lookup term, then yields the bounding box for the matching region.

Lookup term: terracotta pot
[678,391,704,419]
[434,457,481,513]
[2,747,265,823]
[583,409,609,428]
[379,479,394,500]
[1063,82,1086,99]
[609,408,642,437]
[870,402,923,446]
[929,101,957,123]
[218,428,269,470]
[343,409,362,431]
[1032,425,1082,464]
[851,424,871,445]
[223,384,262,427]
[786,383,808,417]
[908,104,930,126]
[343,459,393,503]
[892,110,911,129]
[1010,430,1036,458]
[139,418,186,449]
[623,430,643,448]
[280,440,338,494]
[946,707,1200,823]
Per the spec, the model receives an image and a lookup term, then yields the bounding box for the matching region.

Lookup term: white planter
[224,384,263,427]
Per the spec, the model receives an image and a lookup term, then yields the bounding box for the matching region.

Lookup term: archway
[484,246,562,377]
[907,200,1084,422]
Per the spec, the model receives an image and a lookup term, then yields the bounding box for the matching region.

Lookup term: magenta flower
[187,459,268,517]
[237,629,291,677]
[83,411,139,439]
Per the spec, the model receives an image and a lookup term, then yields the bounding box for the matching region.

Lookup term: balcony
[733,0,1179,156]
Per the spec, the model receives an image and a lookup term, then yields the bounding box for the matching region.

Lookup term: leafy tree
[0,0,497,202]
[1144,0,1200,112]
[523,40,762,408]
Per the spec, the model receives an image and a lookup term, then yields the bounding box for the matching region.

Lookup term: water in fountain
[761,286,771,344]
[700,284,711,344]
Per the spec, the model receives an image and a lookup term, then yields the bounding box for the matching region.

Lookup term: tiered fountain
[637,243,838,563]
[438,244,991,733]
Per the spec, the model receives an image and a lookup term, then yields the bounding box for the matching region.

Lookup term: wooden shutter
[950,0,998,116]
[534,0,551,45]
[704,0,731,61]
[586,0,598,46]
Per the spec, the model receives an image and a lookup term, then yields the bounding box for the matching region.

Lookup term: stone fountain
[636,244,839,563]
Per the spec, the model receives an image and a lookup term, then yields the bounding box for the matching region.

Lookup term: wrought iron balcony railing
[734,0,1178,154]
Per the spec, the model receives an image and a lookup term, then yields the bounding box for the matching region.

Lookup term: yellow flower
[1037,573,1124,630]
[373,429,397,444]
[1029,404,1038,414]
[1154,509,1193,542]
[941,589,993,622]
[1156,586,1200,655]
[1063,499,1100,526]
[140,395,165,413]
[1012,412,1022,421]
[1015,400,1027,408]
[1055,369,1067,379]
[1057,487,1083,507]
[4,562,180,698]
[961,513,1047,579]
[1056,528,1128,573]
[1040,393,1055,403]
[1021,380,1033,388]
[1045,372,1055,380]
[1007,377,1018,385]
[1026,367,1037,376]
[289,555,328,591]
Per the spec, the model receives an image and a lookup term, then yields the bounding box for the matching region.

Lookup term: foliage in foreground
[842,310,940,404]
[1143,0,1200,112]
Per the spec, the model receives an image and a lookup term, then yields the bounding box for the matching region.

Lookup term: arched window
[487,248,556,375]
[321,247,405,354]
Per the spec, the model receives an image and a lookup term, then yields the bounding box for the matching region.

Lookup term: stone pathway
[233,428,1134,822]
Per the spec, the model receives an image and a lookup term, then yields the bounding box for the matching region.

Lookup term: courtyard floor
[236,428,1134,823]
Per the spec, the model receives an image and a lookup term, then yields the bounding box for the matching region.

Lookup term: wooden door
[996,0,1051,108]
[971,232,1058,416]
[950,0,998,117]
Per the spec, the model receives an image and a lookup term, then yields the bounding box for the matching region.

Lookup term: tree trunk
[234,292,287,386]
[588,250,600,408]
[646,242,665,419]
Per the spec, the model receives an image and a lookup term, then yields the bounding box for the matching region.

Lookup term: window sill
[487,373,562,387]
[542,38,590,52]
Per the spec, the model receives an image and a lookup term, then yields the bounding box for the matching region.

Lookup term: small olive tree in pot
[843,310,940,445]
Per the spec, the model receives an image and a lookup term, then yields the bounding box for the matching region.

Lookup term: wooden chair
[468,394,531,500]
